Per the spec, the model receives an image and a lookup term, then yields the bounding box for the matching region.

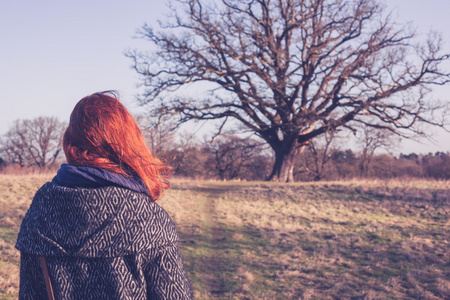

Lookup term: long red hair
[63,91,171,200]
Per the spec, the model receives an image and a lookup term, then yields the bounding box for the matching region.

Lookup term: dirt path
[199,187,239,298]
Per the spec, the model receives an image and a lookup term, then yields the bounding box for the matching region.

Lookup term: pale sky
[1,0,449,155]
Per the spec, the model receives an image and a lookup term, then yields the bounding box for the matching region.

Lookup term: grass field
[0,175,449,299]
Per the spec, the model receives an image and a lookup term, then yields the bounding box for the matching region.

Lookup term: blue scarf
[54,164,151,198]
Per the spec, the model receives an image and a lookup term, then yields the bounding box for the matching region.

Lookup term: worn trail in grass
[202,188,236,295]
[160,184,249,299]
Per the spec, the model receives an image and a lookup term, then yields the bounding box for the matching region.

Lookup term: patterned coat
[16,180,194,299]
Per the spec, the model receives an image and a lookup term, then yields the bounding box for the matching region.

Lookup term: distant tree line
[157,136,450,181]
[1,115,449,180]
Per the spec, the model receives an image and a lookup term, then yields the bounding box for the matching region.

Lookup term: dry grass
[1,176,449,299]
[161,179,450,299]
[0,174,53,300]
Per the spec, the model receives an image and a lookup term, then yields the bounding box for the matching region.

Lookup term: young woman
[16,91,194,299]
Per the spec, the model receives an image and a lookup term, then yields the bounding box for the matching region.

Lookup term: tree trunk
[268,139,304,182]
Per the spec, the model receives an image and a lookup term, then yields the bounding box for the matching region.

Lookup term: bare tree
[136,113,177,158]
[0,117,66,168]
[208,134,265,180]
[295,131,337,181]
[127,0,450,182]
[0,130,28,168]
[356,124,399,177]
[165,130,211,178]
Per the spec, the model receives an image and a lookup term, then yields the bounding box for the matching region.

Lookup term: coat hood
[16,181,178,258]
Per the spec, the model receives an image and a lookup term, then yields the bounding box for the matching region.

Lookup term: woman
[16,91,194,299]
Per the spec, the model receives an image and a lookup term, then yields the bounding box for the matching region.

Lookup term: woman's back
[17,180,193,299]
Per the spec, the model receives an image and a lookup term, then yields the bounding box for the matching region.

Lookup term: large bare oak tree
[127,0,450,182]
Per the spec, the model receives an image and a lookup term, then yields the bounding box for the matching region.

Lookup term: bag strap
[39,256,55,300]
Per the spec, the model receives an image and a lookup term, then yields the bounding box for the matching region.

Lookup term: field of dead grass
[0,174,52,300]
[0,175,449,299]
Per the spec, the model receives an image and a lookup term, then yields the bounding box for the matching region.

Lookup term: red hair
[63,91,171,200]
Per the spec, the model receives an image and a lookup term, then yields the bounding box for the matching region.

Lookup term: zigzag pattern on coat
[16,181,194,299]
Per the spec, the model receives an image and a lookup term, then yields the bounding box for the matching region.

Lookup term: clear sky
[1,0,449,155]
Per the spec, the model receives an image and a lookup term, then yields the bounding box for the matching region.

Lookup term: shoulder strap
[39,256,55,300]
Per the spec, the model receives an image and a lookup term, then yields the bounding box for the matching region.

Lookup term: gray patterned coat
[16,181,194,299]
